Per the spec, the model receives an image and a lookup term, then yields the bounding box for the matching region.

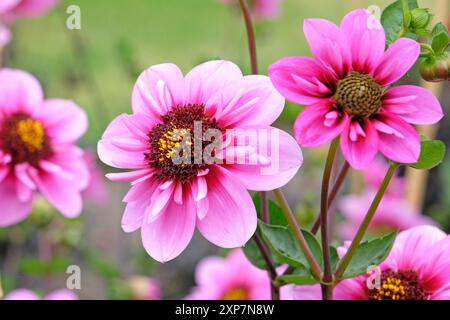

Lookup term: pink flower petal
[225,126,303,190]
[340,9,385,74]
[132,63,185,118]
[141,191,197,262]
[4,289,39,300]
[303,18,351,78]
[294,100,348,147]
[373,38,420,87]
[185,60,243,106]
[268,56,334,105]
[45,289,78,300]
[197,166,257,248]
[374,112,420,164]
[0,23,11,46]
[340,118,378,169]
[0,177,33,227]
[382,85,443,125]
[38,99,87,144]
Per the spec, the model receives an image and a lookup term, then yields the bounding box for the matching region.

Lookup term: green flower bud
[410,8,433,30]
[420,53,450,82]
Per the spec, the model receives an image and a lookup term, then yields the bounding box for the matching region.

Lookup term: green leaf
[243,238,269,270]
[381,0,418,46]
[19,257,70,276]
[330,246,340,273]
[342,232,397,279]
[253,193,288,226]
[259,222,322,269]
[409,137,446,170]
[431,22,450,39]
[432,31,450,54]
[276,266,317,285]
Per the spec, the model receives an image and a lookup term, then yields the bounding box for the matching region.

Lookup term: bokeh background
[0,0,449,299]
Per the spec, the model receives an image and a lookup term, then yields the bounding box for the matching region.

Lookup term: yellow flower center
[16,118,45,152]
[157,125,191,162]
[222,288,249,300]
[369,269,426,300]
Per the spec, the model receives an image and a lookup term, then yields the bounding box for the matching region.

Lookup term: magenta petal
[45,289,78,300]
[375,113,420,164]
[382,85,443,125]
[0,68,43,115]
[4,289,40,300]
[39,99,87,144]
[340,118,379,169]
[340,9,385,74]
[294,100,348,147]
[268,56,334,105]
[141,192,196,263]
[132,63,185,117]
[185,60,243,105]
[0,177,33,227]
[373,38,420,87]
[197,167,257,248]
[226,126,303,190]
[303,18,351,78]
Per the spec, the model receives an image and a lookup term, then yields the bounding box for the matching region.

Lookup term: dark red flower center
[369,269,427,300]
[334,72,383,117]
[0,113,52,166]
[146,104,223,184]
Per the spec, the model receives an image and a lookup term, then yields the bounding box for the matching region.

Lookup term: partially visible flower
[220,0,281,20]
[0,69,89,227]
[5,288,78,300]
[127,276,161,300]
[293,226,450,300]
[269,9,443,169]
[82,149,108,204]
[98,60,302,262]
[187,249,285,300]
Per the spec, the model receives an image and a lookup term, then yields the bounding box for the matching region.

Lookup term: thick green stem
[273,189,322,280]
[334,163,398,280]
[319,138,339,300]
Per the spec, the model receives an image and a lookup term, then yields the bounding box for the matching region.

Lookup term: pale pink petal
[185,60,243,105]
[340,118,379,169]
[0,0,20,14]
[225,126,303,190]
[294,100,348,147]
[132,63,185,117]
[303,18,351,78]
[0,69,43,116]
[194,256,228,286]
[45,289,78,300]
[382,85,443,125]
[197,166,257,248]
[38,99,87,144]
[5,289,39,300]
[374,112,420,164]
[373,38,420,87]
[0,177,33,227]
[268,56,334,105]
[0,23,11,46]
[340,9,385,74]
[207,75,285,127]
[7,0,57,18]
[106,169,153,182]
[141,192,196,262]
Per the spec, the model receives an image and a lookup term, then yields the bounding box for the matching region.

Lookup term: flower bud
[420,53,450,82]
[410,8,432,30]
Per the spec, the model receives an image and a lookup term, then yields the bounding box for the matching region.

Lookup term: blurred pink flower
[339,157,436,239]
[293,226,450,300]
[127,276,161,300]
[0,69,89,226]
[220,0,281,20]
[269,9,443,169]
[98,60,302,262]
[5,288,78,300]
[187,249,274,300]
[82,149,108,204]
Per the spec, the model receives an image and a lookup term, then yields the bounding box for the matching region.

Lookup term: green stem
[273,189,322,280]
[238,0,258,74]
[334,163,398,280]
[319,138,339,300]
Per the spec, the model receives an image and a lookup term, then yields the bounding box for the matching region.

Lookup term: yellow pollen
[157,127,191,161]
[372,277,408,300]
[222,288,248,300]
[16,119,45,152]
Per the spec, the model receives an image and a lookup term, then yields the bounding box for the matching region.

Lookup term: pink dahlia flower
[269,9,443,169]
[127,276,162,300]
[293,226,450,300]
[82,149,108,204]
[0,69,89,226]
[5,288,78,300]
[187,249,276,300]
[98,60,303,262]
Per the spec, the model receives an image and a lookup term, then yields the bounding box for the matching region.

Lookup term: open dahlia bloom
[293,226,450,300]
[0,69,89,226]
[269,9,443,169]
[187,249,278,300]
[5,288,78,300]
[339,157,435,239]
[98,60,302,262]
